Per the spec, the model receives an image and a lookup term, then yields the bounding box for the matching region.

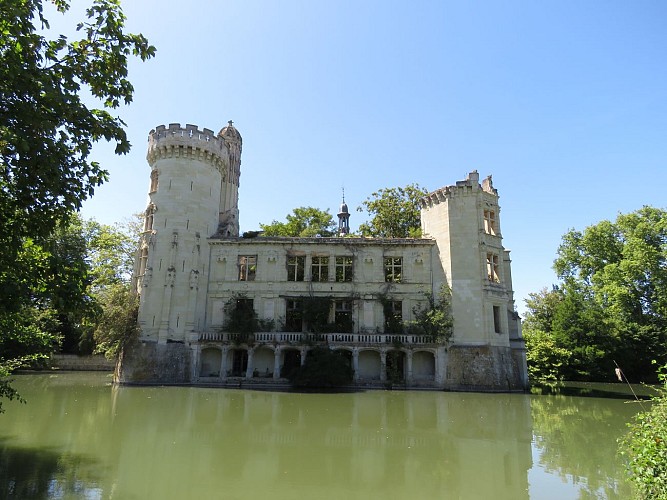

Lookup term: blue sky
[51,0,667,314]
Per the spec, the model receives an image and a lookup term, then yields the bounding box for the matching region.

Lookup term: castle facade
[117,121,528,391]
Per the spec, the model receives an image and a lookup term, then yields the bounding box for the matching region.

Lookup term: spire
[337,187,350,236]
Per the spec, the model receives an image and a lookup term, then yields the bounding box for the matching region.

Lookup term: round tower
[135,122,242,344]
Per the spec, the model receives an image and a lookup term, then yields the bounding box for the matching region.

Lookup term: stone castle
[117,121,528,391]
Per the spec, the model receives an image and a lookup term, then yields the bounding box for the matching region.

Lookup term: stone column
[352,348,359,381]
[406,350,414,385]
[245,348,255,379]
[220,346,229,379]
[273,347,282,379]
[380,349,387,382]
[300,347,308,366]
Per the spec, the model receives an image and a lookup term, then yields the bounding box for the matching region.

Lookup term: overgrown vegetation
[288,348,352,388]
[524,207,667,383]
[357,184,428,238]
[260,207,336,237]
[406,284,454,342]
[620,362,667,499]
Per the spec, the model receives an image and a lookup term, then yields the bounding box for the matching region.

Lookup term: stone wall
[50,354,115,371]
[116,341,192,384]
[445,345,526,391]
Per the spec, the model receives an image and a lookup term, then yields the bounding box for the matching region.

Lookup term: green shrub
[288,348,352,388]
[620,363,667,498]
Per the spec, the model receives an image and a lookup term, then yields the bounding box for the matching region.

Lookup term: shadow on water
[531,381,657,400]
[0,437,104,500]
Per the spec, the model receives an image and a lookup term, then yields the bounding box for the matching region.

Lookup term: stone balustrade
[199,331,436,345]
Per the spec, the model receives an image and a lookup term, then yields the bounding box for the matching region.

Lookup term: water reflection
[0,374,641,499]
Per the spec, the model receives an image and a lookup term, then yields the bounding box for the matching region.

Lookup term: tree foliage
[0,0,153,408]
[407,284,454,342]
[260,207,336,237]
[357,184,428,238]
[620,363,667,499]
[288,348,353,388]
[524,207,667,382]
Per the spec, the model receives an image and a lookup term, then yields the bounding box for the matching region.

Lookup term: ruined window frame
[384,256,403,283]
[334,299,353,332]
[486,253,500,283]
[335,256,353,282]
[311,255,329,282]
[383,300,403,334]
[484,209,497,235]
[149,169,159,193]
[238,255,257,281]
[287,255,305,281]
[285,298,303,332]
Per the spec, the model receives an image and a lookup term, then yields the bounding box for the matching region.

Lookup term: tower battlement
[147,123,233,175]
[420,171,498,209]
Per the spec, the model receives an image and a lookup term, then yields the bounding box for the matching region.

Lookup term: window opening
[287,255,305,281]
[484,210,497,235]
[311,256,329,282]
[486,253,500,282]
[335,256,353,282]
[285,299,303,332]
[149,170,159,193]
[384,300,403,334]
[384,257,402,283]
[334,300,353,332]
[238,255,257,281]
[493,305,502,333]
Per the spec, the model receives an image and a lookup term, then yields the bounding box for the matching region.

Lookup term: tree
[260,207,336,237]
[357,184,428,238]
[0,0,154,409]
[524,207,667,383]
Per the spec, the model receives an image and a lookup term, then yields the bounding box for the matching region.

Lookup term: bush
[288,348,352,388]
[620,363,667,498]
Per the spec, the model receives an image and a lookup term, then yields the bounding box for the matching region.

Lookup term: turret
[337,190,350,236]
[135,122,242,344]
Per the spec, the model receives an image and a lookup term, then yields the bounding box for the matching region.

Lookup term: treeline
[523,206,667,383]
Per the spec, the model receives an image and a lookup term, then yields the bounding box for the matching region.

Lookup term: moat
[0,372,650,499]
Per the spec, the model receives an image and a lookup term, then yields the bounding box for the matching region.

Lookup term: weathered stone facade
[117,121,528,391]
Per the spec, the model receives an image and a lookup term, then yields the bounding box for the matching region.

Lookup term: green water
[0,373,650,499]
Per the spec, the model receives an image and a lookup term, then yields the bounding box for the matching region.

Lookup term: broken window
[238,255,257,281]
[493,305,502,333]
[285,299,303,332]
[311,256,329,282]
[149,169,159,193]
[486,253,500,283]
[138,246,149,277]
[484,209,497,235]
[334,300,353,332]
[335,256,353,282]
[384,257,402,283]
[384,300,403,334]
[287,255,305,281]
[143,204,156,232]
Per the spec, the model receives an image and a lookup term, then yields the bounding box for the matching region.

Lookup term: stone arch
[228,348,248,377]
[386,349,406,383]
[331,347,353,372]
[200,347,222,377]
[358,349,381,380]
[412,350,436,381]
[254,346,274,378]
[281,348,301,378]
